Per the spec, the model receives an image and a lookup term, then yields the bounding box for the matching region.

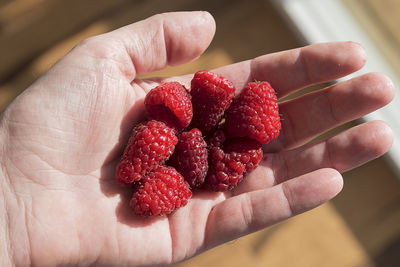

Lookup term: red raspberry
[130,166,192,216]
[116,120,178,185]
[205,130,263,191]
[168,128,208,188]
[225,82,281,144]
[145,82,193,130]
[190,70,235,134]
[207,128,227,148]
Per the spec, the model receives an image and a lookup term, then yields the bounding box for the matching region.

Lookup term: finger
[212,42,366,97]
[204,168,343,249]
[272,120,393,185]
[268,72,395,151]
[231,120,393,195]
[74,11,216,78]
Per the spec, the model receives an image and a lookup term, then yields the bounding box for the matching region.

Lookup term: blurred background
[1,0,400,266]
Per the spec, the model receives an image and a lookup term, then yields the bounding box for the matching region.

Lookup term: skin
[0,11,395,267]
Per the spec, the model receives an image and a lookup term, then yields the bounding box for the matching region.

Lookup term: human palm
[0,12,394,266]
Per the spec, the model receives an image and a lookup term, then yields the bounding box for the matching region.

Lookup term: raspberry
[207,128,227,148]
[116,72,279,215]
[190,70,235,134]
[205,130,263,191]
[116,120,178,185]
[224,81,281,144]
[224,138,263,173]
[145,82,193,130]
[130,166,192,216]
[168,128,208,188]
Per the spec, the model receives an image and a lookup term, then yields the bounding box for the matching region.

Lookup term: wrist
[0,168,14,266]
[0,116,31,267]
[0,121,15,266]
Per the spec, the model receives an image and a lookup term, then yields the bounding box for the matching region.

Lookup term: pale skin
[0,11,395,266]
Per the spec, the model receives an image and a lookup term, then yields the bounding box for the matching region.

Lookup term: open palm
[0,12,394,267]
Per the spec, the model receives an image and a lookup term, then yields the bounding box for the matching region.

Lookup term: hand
[0,11,394,266]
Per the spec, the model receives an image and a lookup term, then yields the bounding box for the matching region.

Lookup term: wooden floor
[1,0,400,266]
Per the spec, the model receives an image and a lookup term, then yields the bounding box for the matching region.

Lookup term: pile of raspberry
[116,70,281,216]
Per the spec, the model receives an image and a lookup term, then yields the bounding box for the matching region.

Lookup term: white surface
[271,0,400,175]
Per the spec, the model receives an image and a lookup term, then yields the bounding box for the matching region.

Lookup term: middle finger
[266,72,394,151]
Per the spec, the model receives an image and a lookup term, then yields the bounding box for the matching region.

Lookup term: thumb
[73,11,216,79]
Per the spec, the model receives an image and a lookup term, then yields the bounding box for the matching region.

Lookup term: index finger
[212,42,366,98]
